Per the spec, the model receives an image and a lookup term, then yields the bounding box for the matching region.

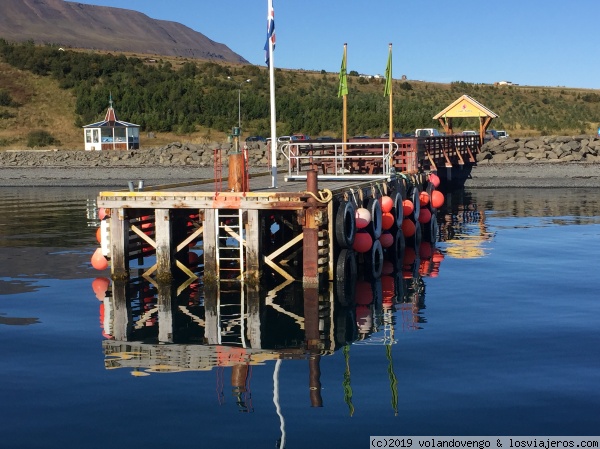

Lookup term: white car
[496,130,509,139]
[462,130,477,136]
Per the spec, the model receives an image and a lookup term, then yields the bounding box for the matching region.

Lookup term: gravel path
[0,163,599,188]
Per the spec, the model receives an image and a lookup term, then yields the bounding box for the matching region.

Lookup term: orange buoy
[381,212,395,231]
[418,208,432,224]
[96,227,102,243]
[401,218,416,237]
[91,248,109,270]
[402,199,414,217]
[428,173,441,188]
[432,249,445,263]
[355,207,371,229]
[353,231,373,253]
[431,190,445,209]
[419,191,430,206]
[379,195,393,213]
[379,231,394,248]
[91,277,110,300]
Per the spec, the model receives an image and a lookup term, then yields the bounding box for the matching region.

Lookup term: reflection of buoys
[353,231,373,253]
[367,239,384,279]
[96,227,102,243]
[91,277,110,300]
[335,249,357,306]
[355,280,373,306]
[379,195,393,213]
[418,208,432,224]
[335,201,356,249]
[431,190,445,209]
[356,305,372,334]
[419,191,430,206]
[419,242,433,260]
[98,208,107,220]
[382,260,394,275]
[355,207,371,229]
[381,212,394,231]
[379,231,394,248]
[401,218,416,237]
[367,198,382,240]
[381,275,395,307]
[403,246,416,265]
[91,248,109,270]
[402,199,414,217]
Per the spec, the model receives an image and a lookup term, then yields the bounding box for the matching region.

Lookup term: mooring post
[245,209,261,287]
[228,152,245,192]
[303,170,319,286]
[203,209,218,283]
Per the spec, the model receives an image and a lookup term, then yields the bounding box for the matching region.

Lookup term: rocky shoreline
[0,136,599,188]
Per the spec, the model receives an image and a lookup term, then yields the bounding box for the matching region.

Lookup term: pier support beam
[110,208,129,281]
[303,170,319,286]
[246,209,261,287]
[155,209,174,283]
[203,209,218,284]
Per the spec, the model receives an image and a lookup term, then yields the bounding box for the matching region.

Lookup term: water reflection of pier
[94,238,445,374]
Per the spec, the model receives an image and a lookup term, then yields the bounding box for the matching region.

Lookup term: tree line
[1,39,599,138]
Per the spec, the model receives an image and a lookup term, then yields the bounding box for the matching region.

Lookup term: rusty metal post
[303,170,319,286]
[228,153,245,192]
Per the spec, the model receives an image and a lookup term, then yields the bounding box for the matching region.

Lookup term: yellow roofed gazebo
[433,95,498,143]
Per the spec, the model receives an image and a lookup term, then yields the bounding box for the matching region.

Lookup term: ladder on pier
[215,209,245,281]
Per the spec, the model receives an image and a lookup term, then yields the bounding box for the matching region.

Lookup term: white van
[415,128,440,137]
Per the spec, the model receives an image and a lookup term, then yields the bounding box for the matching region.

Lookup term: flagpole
[268,0,277,188]
[342,43,348,144]
[387,43,393,143]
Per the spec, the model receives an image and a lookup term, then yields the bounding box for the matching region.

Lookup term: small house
[83,98,140,151]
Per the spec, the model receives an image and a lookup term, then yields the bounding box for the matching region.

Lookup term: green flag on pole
[338,48,348,97]
[384,46,392,97]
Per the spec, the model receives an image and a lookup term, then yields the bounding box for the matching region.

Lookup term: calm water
[1,186,599,449]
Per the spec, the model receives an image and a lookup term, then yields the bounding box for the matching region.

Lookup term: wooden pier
[95,136,478,292]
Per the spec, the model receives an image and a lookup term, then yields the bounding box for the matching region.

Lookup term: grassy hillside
[1,42,600,150]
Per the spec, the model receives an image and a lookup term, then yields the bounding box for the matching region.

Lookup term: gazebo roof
[83,99,139,128]
[433,94,498,119]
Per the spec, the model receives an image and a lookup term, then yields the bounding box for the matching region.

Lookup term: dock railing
[280,140,399,181]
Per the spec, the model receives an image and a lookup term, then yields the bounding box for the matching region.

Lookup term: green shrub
[27,130,60,147]
[0,89,14,106]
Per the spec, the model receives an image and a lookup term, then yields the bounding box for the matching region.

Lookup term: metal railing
[280,141,399,181]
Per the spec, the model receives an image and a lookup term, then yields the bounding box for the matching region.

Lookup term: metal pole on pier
[266,0,277,188]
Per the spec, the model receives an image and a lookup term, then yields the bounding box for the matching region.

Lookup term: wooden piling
[303,170,320,286]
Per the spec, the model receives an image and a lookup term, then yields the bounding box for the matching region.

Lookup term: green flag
[338,48,348,97]
[384,46,392,97]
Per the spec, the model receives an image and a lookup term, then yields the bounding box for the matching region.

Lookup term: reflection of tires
[366,239,383,280]
[335,201,356,249]
[388,227,405,268]
[367,197,382,239]
[335,249,357,306]
[411,187,420,222]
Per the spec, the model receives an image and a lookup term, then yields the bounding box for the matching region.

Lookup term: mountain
[0,0,248,63]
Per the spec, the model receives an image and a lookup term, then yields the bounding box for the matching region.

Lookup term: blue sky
[75,0,600,89]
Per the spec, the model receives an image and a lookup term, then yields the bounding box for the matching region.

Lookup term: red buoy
[428,173,441,188]
[381,212,395,230]
[402,199,414,217]
[96,227,102,243]
[419,191,430,206]
[418,208,432,224]
[355,280,373,305]
[379,195,393,213]
[379,231,394,248]
[352,231,373,253]
[401,218,416,237]
[431,190,445,209]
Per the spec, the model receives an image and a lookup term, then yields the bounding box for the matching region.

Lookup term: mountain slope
[0,0,248,63]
